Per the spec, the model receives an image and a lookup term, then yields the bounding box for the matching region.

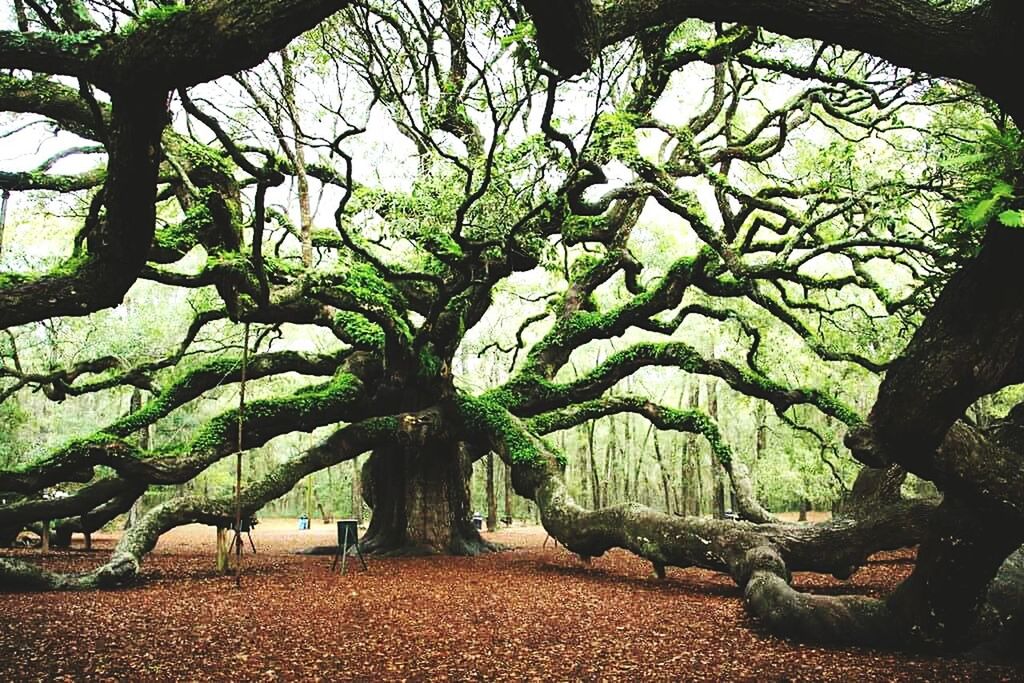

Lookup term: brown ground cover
[0,520,1020,682]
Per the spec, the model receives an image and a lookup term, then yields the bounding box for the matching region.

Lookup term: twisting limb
[0,414,404,591]
[456,394,935,645]
[527,395,776,523]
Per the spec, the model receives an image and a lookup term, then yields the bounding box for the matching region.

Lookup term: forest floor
[0,519,1020,682]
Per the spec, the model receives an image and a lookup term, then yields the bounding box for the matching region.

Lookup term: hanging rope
[233,322,250,589]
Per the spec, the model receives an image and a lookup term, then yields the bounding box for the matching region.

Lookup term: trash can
[472,512,483,530]
[298,514,309,530]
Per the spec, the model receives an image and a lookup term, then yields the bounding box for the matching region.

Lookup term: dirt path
[0,521,1018,681]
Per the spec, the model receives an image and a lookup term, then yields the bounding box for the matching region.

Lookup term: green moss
[568,253,603,282]
[592,111,642,165]
[420,229,464,260]
[418,346,442,378]
[361,415,401,438]
[207,250,249,273]
[263,256,303,280]
[188,371,362,455]
[0,271,32,289]
[457,393,546,467]
[804,389,863,427]
[106,356,243,438]
[540,437,568,468]
[121,4,189,35]
[334,310,386,349]
[0,254,93,291]
[180,141,233,178]
[154,201,211,253]
[15,431,125,474]
[329,262,413,345]
[48,30,107,52]
[563,216,607,243]
[310,229,344,249]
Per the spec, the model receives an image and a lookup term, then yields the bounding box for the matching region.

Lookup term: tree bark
[361,440,492,555]
[486,451,497,531]
[350,457,362,523]
[522,0,1024,124]
[504,462,513,523]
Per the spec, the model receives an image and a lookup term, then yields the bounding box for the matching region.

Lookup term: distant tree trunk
[630,416,645,502]
[704,379,726,518]
[603,417,615,506]
[652,432,673,514]
[586,421,600,508]
[799,498,810,522]
[486,451,497,531]
[350,457,362,522]
[712,472,727,518]
[305,476,313,521]
[676,380,700,515]
[504,462,512,522]
[755,402,768,460]
[692,449,705,515]
[122,388,150,532]
[361,440,491,555]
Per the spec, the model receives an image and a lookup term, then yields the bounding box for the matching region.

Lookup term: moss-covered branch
[0,349,351,494]
[456,395,936,646]
[494,341,862,427]
[0,415,401,591]
[526,395,775,523]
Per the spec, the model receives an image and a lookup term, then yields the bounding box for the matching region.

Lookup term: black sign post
[331,519,367,574]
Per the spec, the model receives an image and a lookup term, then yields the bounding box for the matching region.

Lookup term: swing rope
[233,322,250,588]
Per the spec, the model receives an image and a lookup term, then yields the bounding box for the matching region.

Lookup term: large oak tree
[0,0,1021,655]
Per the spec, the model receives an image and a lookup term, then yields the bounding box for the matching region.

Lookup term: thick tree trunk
[888,496,1024,650]
[361,440,492,555]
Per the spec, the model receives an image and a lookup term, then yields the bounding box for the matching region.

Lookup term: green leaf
[966,197,998,227]
[992,181,1015,199]
[998,209,1024,228]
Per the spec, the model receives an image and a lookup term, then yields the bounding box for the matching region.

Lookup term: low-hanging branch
[0,354,368,498]
[527,394,775,523]
[496,340,862,427]
[0,413,405,590]
[456,394,939,646]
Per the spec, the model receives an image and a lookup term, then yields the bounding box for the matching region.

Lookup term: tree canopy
[1,0,1022,654]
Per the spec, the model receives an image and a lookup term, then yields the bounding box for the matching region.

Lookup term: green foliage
[0,400,29,470]
[933,111,1023,257]
[999,209,1024,228]
[964,181,1015,228]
